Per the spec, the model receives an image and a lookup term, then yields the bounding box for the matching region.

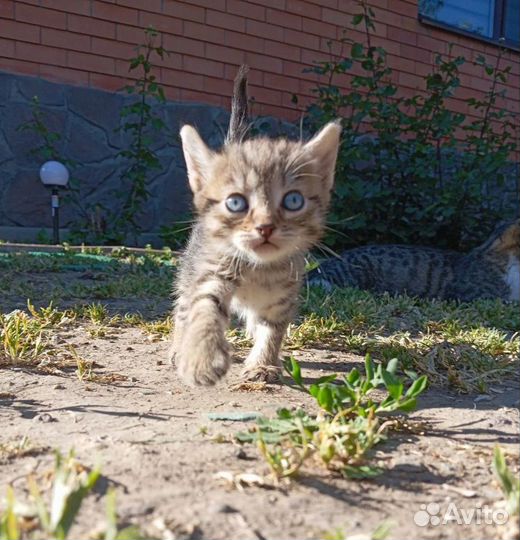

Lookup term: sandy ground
[1,321,518,540]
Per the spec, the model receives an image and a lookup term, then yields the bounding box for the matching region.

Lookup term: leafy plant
[493,445,520,516]
[0,310,48,363]
[0,437,47,463]
[236,355,427,479]
[0,488,19,540]
[304,0,518,251]
[16,98,88,239]
[0,307,94,377]
[0,451,143,540]
[111,26,169,245]
[17,96,62,162]
[291,287,519,392]
[19,28,169,247]
[27,301,75,328]
[321,522,391,540]
[29,451,100,540]
[286,354,428,416]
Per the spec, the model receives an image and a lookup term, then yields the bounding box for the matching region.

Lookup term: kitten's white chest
[230,263,301,330]
[232,282,273,312]
[504,255,520,301]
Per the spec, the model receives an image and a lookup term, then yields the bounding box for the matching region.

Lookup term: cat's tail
[480,218,520,254]
[225,64,249,145]
[496,218,520,253]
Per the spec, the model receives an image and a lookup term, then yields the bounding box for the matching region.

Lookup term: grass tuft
[0,449,148,540]
[291,287,519,391]
[1,251,517,392]
[236,356,428,481]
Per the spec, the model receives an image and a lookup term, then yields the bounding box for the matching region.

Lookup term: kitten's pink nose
[256,224,275,240]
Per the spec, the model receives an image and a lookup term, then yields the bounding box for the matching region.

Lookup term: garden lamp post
[39,160,69,244]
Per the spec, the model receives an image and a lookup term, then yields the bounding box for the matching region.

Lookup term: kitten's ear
[303,121,342,189]
[180,125,214,193]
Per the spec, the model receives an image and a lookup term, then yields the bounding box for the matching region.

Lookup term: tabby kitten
[170,66,341,386]
[308,219,520,302]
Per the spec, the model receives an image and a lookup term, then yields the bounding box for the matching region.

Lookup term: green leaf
[115,526,145,540]
[346,367,360,385]
[404,369,418,380]
[309,383,319,399]
[343,465,384,479]
[317,385,334,412]
[284,357,302,386]
[364,354,374,381]
[405,375,428,398]
[352,13,364,25]
[277,408,293,419]
[351,42,364,59]
[381,369,403,400]
[372,522,392,540]
[493,445,515,497]
[395,397,417,412]
[386,358,399,374]
[0,487,20,540]
[104,489,118,540]
[315,374,338,385]
[52,468,101,539]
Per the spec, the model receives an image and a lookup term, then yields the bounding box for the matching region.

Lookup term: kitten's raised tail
[225,64,249,145]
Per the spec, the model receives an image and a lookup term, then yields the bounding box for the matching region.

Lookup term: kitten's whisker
[284,155,313,176]
[288,159,315,176]
[284,154,301,175]
[316,242,342,259]
[292,173,321,179]
[324,225,352,241]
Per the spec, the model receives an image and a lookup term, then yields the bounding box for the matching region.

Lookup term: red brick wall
[1,0,519,123]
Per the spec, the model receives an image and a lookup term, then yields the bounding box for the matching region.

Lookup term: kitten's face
[181,123,341,263]
[198,140,330,263]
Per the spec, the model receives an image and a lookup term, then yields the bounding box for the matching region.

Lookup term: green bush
[21,27,168,246]
[303,1,518,251]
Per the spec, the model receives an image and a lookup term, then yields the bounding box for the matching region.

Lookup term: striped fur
[225,64,250,145]
[308,219,520,302]
[170,67,341,386]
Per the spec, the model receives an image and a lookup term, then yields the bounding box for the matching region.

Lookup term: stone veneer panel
[0,71,517,246]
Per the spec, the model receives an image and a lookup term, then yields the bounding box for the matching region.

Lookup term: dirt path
[1,326,518,540]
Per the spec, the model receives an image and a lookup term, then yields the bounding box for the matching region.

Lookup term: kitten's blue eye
[225,194,248,213]
[282,190,305,211]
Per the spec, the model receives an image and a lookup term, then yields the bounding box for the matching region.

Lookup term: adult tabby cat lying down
[169,66,341,386]
[308,219,520,302]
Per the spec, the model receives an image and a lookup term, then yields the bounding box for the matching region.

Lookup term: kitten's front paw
[177,342,230,386]
[241,364,280,383]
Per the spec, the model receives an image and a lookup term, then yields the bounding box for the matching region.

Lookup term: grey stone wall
[0,71,296,245]
[0,71,518,246]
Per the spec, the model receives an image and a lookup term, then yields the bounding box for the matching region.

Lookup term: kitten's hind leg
[241,316,288,383]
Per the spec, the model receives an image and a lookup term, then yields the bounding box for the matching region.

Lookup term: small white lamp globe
[39,160,69,187]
